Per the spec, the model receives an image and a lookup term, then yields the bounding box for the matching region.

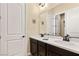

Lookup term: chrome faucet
[63,34,70,42]
[43,33,54,36]
[40,33,53,37]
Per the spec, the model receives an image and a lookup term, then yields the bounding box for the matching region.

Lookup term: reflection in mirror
[39,11,65,37]
[65,7,79,37]
[55,13,65,37]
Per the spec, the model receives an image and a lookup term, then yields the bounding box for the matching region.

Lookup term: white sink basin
[42,36,79,48]
[54,40,79,48]
[54,40,73,45]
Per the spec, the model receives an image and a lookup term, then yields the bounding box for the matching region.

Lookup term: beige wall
[27,3,79,55]
[28,4,40,36]
[26,3,40,54]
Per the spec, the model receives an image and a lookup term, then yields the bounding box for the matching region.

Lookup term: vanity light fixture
[38,3,48,10]
[39,3,45,7]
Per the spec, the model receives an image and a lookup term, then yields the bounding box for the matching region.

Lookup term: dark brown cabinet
[30,38,38,56]
[30,38,46,56]
[47,44,79,56]
[47,50,59,56]
[30,38,79,56]
[38,41,46,56]
[47,45,61,56]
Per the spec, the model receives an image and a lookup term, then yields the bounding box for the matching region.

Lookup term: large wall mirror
[65,7,79,38]
[55,13,65,37]
[39,7,79,37]
[39,11,65,37]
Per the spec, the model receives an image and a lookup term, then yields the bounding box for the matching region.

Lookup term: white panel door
[0,3,26,56]
[0,5,1,54]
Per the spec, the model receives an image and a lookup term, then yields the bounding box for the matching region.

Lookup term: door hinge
[0,36,1,39]
[0,16,1,19]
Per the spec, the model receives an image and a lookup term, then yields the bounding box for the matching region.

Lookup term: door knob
[22,35,25,38]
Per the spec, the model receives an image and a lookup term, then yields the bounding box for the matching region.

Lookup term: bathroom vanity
[30,35,79,56]
[29,7,79,56]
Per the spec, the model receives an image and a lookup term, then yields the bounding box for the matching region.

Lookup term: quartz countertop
[30,35,79,54]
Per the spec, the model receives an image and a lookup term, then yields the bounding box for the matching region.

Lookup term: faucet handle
[66,34,70,37]
[63,34,70,42]
[40,33,44,37]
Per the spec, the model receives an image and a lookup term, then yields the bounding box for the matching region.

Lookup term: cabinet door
[38,41,46,56]
[30,38,37,56]
[31,43,37,56]
[47,50,59,56]
[38,45,46,56]
[47,44,61,56]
